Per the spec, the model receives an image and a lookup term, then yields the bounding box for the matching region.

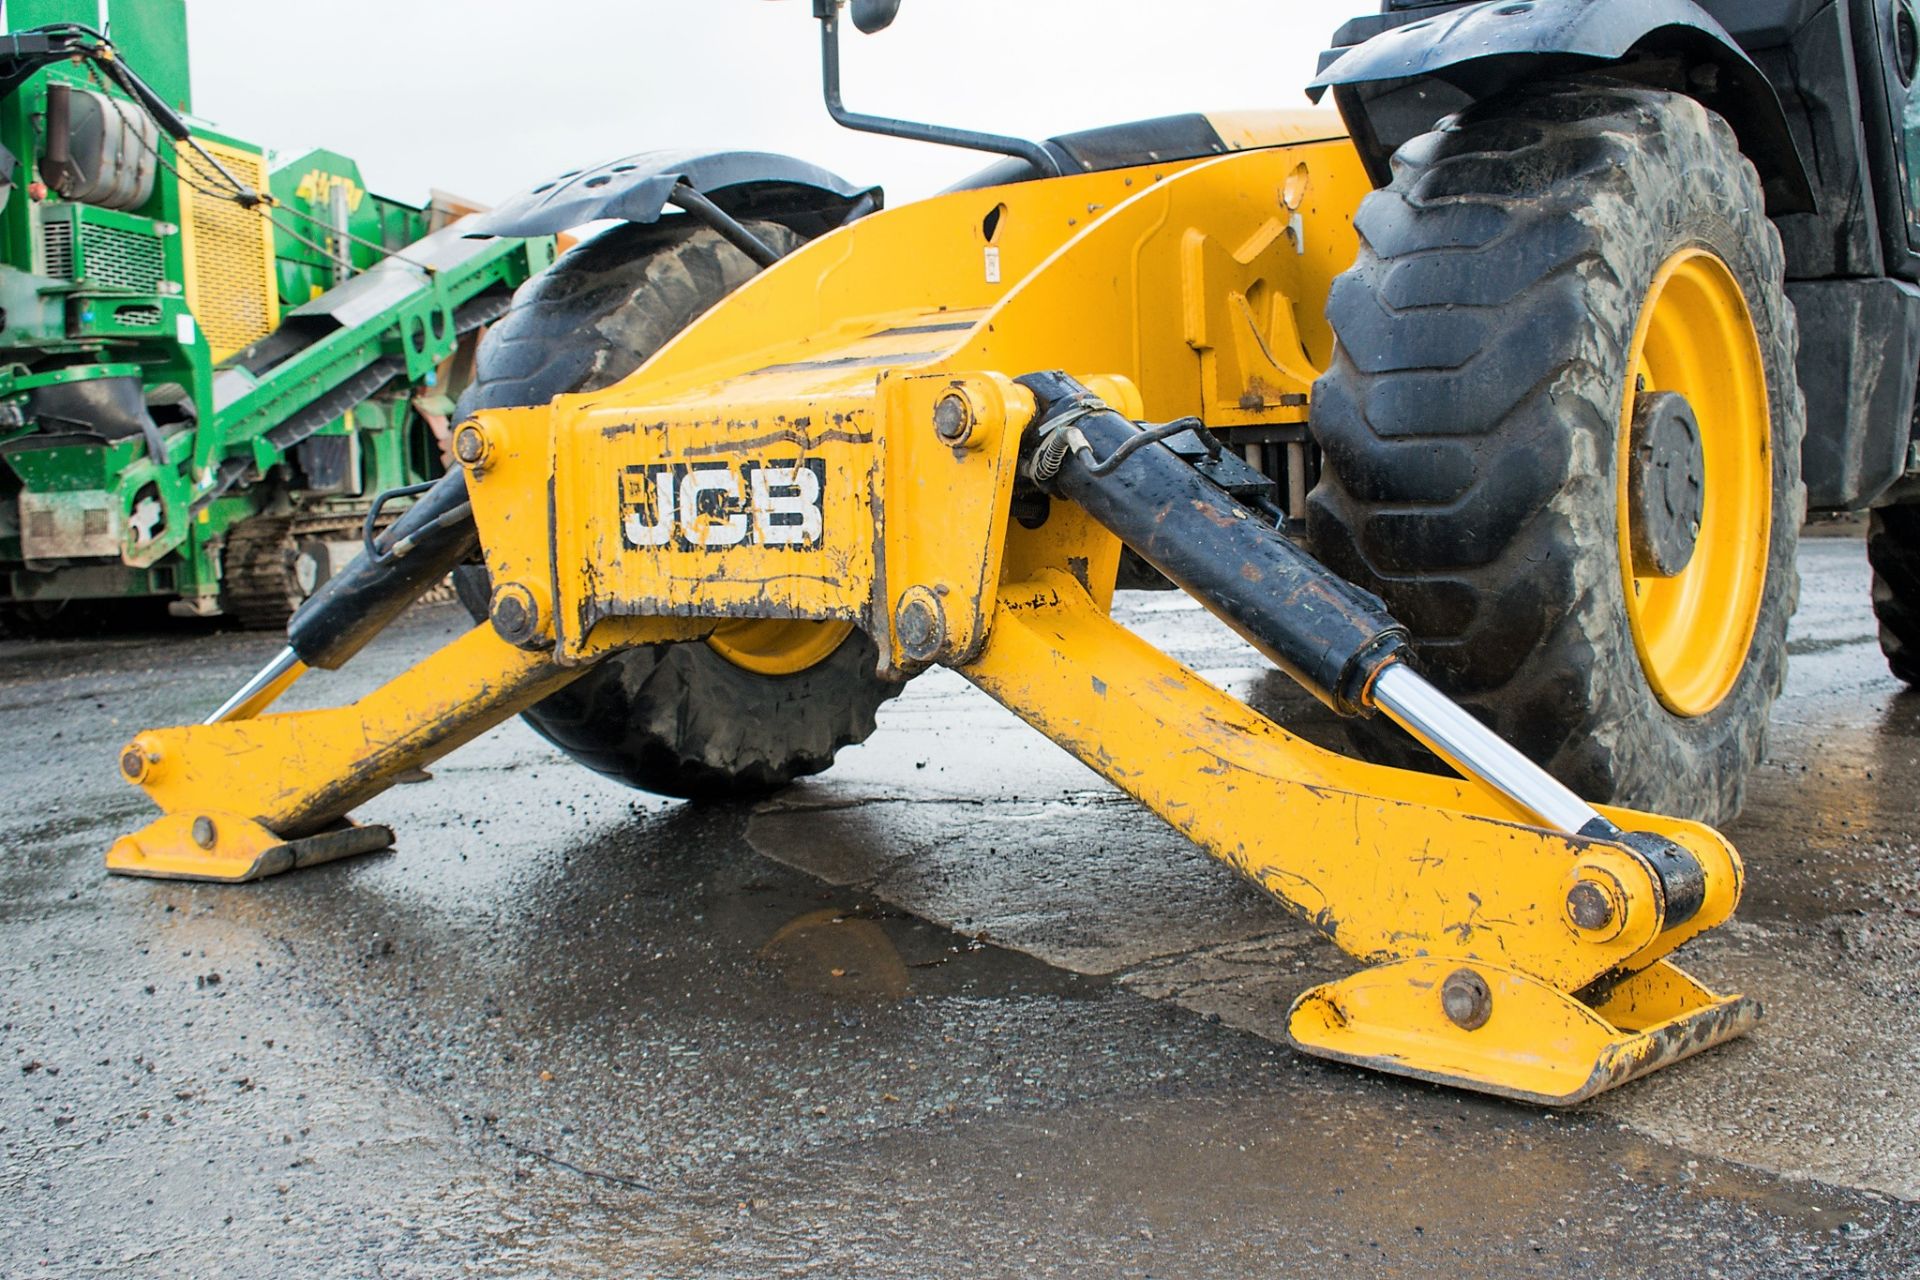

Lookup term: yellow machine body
[108,115,1758,1105]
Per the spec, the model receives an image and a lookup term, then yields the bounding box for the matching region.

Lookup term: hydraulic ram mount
[106,140,1758,1104]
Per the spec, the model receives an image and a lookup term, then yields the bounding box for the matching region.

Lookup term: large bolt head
[1566,880,1616,932]
[489,582,541,647]
[1561,865,1632,941]
[190,815,218,851]
[932,391,975,445]
[452,420,490,469]
[893,587,946,664]
[120,739,160,784]
[1440,968,1492,1031]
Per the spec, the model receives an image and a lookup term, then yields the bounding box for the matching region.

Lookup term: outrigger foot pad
[106,811,394,883]
[1287,957,1762,1106]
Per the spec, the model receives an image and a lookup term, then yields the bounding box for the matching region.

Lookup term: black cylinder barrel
[287,471,479,671]
[1019,371,1404,716]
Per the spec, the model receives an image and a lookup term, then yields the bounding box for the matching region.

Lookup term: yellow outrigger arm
[107,138,1758,1105]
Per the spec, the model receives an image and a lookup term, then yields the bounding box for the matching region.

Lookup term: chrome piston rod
[1021,371,1616,843]
[1369,662,1606,837]
[1370,661,1707,922]
[969,372,1706,922]
[205,645,305,725]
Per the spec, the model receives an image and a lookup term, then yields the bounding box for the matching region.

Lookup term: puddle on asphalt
[1610,1142,1872,1236]
[753,894,1101,1004]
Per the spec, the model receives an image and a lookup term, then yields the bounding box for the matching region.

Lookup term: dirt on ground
[2,533,1915,1277]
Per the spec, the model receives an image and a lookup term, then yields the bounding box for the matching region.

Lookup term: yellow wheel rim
[1616,248,1771,717]
[706,619,853,676]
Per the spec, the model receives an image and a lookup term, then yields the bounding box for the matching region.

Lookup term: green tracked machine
[0,0,551,629]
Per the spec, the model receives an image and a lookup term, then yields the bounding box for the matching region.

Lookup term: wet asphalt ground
[3,529,1918,1277]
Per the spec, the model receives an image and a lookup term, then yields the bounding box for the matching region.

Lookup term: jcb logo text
[619,459,827,551]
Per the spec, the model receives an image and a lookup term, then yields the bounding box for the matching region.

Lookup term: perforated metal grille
[181,141,277,359]
[79,222,165,291]
[42,220,73,278]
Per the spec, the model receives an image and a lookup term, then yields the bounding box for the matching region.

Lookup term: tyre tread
[1870,505,1920,685]
[1307,80,1805,823]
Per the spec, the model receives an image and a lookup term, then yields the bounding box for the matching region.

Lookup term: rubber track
[219,515,303,630]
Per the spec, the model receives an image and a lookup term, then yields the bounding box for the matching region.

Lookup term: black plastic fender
[464,148,879,240]
[1311,0,1816,213]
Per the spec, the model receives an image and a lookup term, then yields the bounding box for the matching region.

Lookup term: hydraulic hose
[285,471,478,671]
[1016,371,1705,926]
[1018,369,1405,716]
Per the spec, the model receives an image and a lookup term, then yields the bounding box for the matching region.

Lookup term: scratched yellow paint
[1289,956,1760,1105]
[553,390,883,647]
[959,568,1730,989]
[465,140,1371,663]
[114,626,579,836]
[961,568,1755,1104]
[107,124,1757,1102]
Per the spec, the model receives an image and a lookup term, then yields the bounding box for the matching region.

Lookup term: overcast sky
[150,0,1362,209]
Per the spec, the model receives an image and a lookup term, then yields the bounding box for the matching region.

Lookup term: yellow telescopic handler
[107,0,1886,1107]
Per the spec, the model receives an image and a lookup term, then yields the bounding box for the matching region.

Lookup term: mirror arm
[815,4,1062,177]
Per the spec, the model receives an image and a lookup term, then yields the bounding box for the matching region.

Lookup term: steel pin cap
[120,738,160,783]
[893,586,946,664]
[1566,881,1615,931]
[489,582,547,648]
[933,391,975,445]
[1440,968,1492,1031]
[1562,867,1629,940]
[453,420,491,469]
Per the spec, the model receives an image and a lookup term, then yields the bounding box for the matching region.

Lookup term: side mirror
[850,0,900,34]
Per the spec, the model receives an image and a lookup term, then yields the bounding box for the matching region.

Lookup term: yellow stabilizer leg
[1289,959,1761,1106]
[107,624,591,882]
[98,134,1761,1105]
[108,812,395,884]
[961,571,1755,1104]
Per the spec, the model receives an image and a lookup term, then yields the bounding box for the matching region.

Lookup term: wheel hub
[1625,389,1705,579]
[706,618,852,676]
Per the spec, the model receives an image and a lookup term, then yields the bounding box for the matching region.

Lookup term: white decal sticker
[679,468,749,548]
[620,459,827,551]
[750,464,824,546]
[984,245,1001,283]
[621,468,675,547]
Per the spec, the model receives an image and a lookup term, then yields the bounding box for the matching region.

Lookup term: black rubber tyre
[456,219,903,800]
[1869,503,1920,685]
[1307,81,1804,825]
